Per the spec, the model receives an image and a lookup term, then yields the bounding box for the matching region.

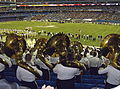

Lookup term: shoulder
[17,66,26,71]
[55,64,62,68]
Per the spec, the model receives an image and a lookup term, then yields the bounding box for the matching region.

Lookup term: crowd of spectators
[16,6,120,12]
[16,0,96,2]
[16,6,120,21]
[0,7,15,12]
[31,11,120,21]
[0,3,120,21]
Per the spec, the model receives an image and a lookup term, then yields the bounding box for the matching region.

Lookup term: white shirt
[101,56,110,65]
[0,54,12,67]
[80,57,90,68]
[16,65,42,82]
[53,64,81,80]
[0,79,20,89]
[98,65,120,85]
[88,56,101,67]
[0,63,5,72]
[34,58,50,70]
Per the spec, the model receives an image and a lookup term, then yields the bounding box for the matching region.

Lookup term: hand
[42,85,54,89]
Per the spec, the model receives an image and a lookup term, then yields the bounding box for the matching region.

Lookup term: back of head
[90,51,97,57]
[25,53,32,62]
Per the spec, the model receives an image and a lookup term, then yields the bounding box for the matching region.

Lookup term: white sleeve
[53,64,58,74]
[80,58,85,63]
[75,69,81,75]
[36,69,43,76]
[0,63,5,72]
[3,55,12,68]
[98,58,102,67]
[6,57,12,67]
[98,65,109,74]
[16,67,22,81]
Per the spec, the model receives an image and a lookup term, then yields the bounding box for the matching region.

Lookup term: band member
[16,53,42,89]
[32,38,53,81]
[99,34,120,89]
[3,33,42,89]
[53,48,82,89]
[34,48,51,80]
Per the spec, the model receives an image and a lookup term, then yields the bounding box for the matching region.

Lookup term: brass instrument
[70,41,83,60]
[34,38,53,69]
[61,59,86,70]
[46,33,70,57]
[4,33,40,78]
[4,33,26,58]
[34,38,47,53]
[100,34,120,70]
[46,33,86,70]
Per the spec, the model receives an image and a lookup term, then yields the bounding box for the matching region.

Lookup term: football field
[0,21,120,46]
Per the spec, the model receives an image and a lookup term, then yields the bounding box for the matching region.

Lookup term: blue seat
[5,76,19,83]
[4,68,15,73]
[36,80,46,87]
[97,84,105,88]
[83,83,96,89]
[45,81,56,87]
[82,75,106,79]
[50,76,57,81]
[82,79,96,84]
[96,79,105,84]
[82,79,105,84]
[75,83,83,89]
[50,72,57,76]
[4,72,16,77]
[75,83,96,89]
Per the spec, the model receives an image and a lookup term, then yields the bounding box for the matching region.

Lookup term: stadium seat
[50,75,57,81]
[4,72,16,77]
[81,79,105,84]
[75,83,96,89]
[75,83,83,89]
[45,81,56,87]
[81,75,106,79]
[5,76,19,84]
[96,84,105,88]
[50,72,57,76]
[4,68,15,73]
[36,80,46,87]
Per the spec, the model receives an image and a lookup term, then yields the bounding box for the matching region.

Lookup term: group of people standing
[0,33,119,89]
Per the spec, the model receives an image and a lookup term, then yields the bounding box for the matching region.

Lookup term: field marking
[35,25,57,28]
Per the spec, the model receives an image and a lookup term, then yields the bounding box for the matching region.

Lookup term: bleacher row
[3,66,106,89]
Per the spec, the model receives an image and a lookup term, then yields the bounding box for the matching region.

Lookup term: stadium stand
[0,0,120,23]
[0,0,120,89]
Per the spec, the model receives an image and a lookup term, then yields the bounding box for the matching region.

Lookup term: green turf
[0,21,120,46]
